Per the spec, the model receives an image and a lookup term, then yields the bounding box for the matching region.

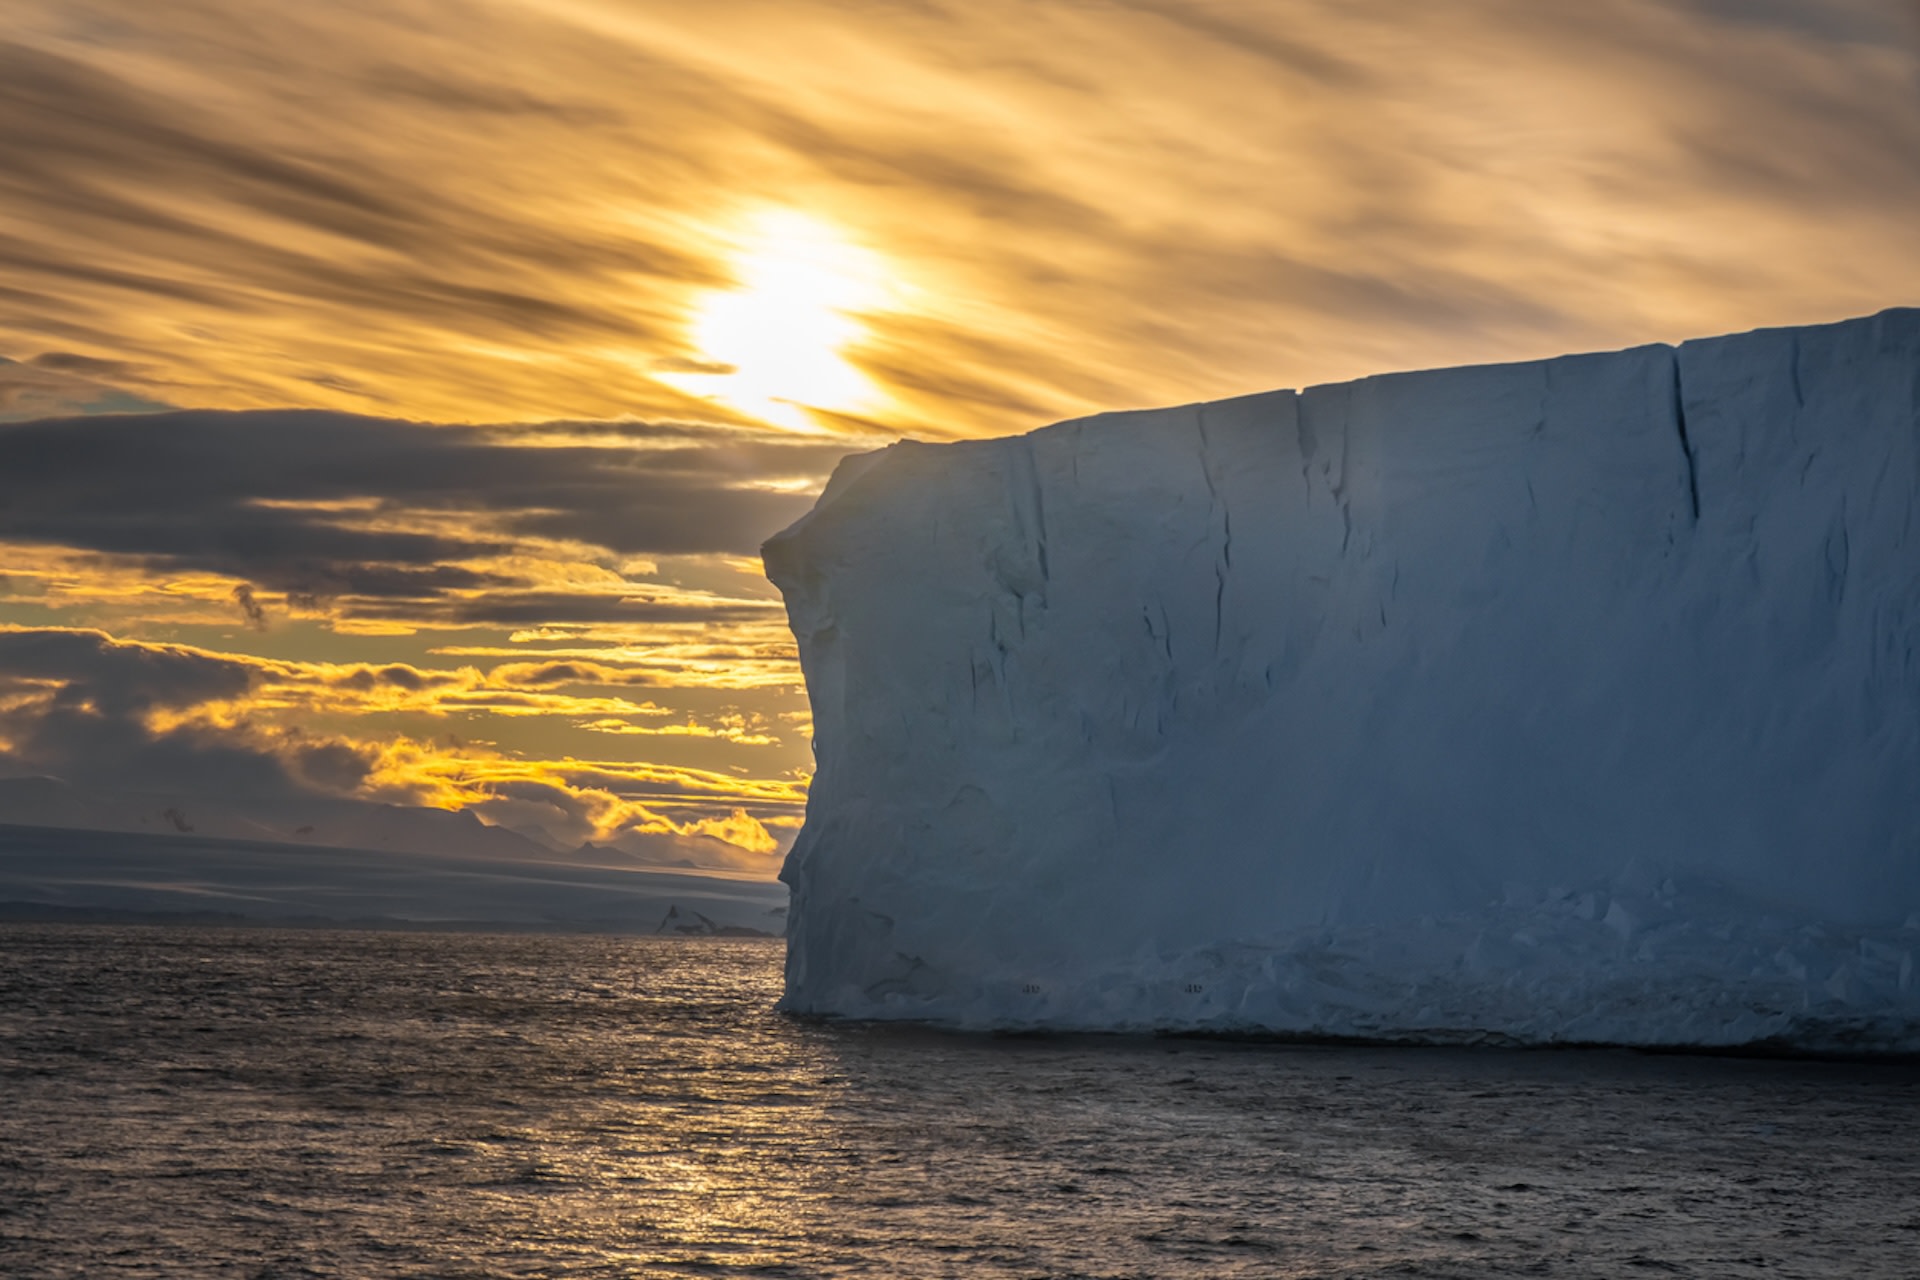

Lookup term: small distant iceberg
[764,309,1920,1053]
[655,903,782,938]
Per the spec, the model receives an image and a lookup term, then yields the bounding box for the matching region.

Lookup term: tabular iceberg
[764,310,1920,1051]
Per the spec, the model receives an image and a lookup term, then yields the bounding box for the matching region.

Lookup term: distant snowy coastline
[766,309,1920,1053]
[0,822,787,936]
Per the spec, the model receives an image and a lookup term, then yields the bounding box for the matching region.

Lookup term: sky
[1,0,1917,875]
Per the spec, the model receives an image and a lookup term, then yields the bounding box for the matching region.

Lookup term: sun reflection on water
[8,930,1920,1276]
[663,210,898,432]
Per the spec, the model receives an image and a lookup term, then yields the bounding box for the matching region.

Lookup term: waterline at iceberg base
[763,309,1920,1052]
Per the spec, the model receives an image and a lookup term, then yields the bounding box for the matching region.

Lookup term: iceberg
[763,309,1920,1052]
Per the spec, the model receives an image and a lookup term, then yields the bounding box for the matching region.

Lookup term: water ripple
[2,925,1917,1278]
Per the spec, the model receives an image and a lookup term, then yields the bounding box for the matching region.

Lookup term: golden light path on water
[8,930,1920,1276]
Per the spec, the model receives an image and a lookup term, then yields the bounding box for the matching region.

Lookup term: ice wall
[764,310,1920,1050]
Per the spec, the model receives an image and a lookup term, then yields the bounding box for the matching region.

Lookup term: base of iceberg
[764,309,1920,1052]
[796,880,1920,1054]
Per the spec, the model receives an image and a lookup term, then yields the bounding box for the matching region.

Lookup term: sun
[662,210,894,432]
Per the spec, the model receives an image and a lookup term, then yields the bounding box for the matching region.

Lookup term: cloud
[684,808,780,855]
[430,642,803,691]
[1663,0,1914,45]
[230,583,267,630]
[1,0,1915,436]
[0,35,710,318]
[0,626,258,715]
[0,355,171,422]
[369,746,804,828]
[0,407,857,625]
[0,626,368,799]
[580,714,778,747]
[346,592,783,628]
[0,624,804,856]
[0,631,770,728]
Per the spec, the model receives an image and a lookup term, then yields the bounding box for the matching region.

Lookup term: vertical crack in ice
[1007,438,1050,586]
[1028,440,1050,584]
[1825,497,1851,606]
[1534,361,1553,439]
[1296,396,1318,465]
[1213,566,1227,658]
[1196,406,1231,658]
[1296,392,1327,507]
[1332,418,1351,503]
[1790,330,1806,411]
[1911,353,1920,543]
[1193,406,1235,567]
[985,612,1016,729]
[1195,405,1218,501]
[1670,351,1701,523]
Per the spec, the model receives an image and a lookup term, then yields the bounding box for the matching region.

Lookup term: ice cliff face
[763,310,1920,1051]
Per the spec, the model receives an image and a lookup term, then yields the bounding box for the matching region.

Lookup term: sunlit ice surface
[661,211,901,432]
[6,926,1919,1278]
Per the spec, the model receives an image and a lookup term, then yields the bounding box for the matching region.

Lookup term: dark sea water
[2,926,1917,1279]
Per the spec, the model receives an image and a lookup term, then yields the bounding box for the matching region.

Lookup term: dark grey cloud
[26,351,150,380]
[0,627,349,799]
[0,408,854,608]
[231,583,267,629]
[347,592,783,629]
[1,705,338,798]
[1668,0,1914,45]
[0,627,256,715]
[327,664,460,694]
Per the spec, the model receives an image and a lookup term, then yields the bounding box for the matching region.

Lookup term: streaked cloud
[0,355,171,422]
[0,408,847,554]
[0,408,857,630]
[2,1,1914,435]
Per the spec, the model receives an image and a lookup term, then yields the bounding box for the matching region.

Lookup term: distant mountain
[0,819,787,934]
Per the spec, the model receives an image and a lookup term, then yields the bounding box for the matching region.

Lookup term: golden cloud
[2,1,1915,437]
[0,624,805,855]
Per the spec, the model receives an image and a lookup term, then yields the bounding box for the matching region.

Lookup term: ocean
[2,925,1916,1278]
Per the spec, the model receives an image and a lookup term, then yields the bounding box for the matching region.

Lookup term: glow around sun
[664,211,897,432]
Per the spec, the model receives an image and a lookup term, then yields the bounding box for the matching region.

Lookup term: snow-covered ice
[764,309,1920,1051]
